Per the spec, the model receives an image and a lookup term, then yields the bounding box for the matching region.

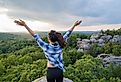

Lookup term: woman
[14,19,82,82]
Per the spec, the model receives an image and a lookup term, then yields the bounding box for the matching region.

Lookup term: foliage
[64,55,121,82]
[0,31,121,82]
[67,33,89,48]
[89,44,104,57]
[102,28,121,36]
[103,42,121,56]
[63,47,84,66]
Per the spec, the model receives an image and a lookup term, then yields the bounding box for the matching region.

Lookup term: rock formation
[98,54,121,67]
[33,76,73,82]
[77,32,121,53]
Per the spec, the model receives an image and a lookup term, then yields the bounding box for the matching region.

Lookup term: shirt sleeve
[63,30,72,42]
[33,34,49,51]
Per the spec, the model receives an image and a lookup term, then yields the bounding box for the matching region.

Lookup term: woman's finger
[19,19,23,22]
[14,20,19,23]
[79,20,82,24]
[19,19,25,23]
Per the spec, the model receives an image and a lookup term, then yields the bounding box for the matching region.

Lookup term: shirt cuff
[33,34,40,40]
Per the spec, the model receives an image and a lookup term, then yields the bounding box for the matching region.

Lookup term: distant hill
[73,31,98,35]
[0,32,48,40]
[0,33,18,40]
[0,31,97,40]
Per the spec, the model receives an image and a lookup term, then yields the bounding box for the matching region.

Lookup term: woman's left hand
[74,20,82,26]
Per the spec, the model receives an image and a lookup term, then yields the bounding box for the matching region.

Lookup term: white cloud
[0,0,121,32]
[76,24,121,31]
[0,13,121,32]
[0,7,8,13]
[0,13,52,32]
[1,0,121,26]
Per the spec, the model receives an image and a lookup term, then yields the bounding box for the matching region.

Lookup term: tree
[112,44,121,56]
[64,55,113,82]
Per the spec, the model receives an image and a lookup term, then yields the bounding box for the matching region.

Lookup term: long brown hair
[48,30,66,48]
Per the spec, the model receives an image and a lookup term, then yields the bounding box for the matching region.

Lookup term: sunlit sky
[0,0,121,32]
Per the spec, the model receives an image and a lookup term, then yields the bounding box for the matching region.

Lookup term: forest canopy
[0,29,121,82]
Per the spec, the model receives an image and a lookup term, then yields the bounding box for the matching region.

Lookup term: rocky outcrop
[97,54,121,67]
[77,33,121,53]
[33,76,73,82]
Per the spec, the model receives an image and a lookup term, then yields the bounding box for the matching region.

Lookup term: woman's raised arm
[69,20,82,32]
[14,19,35,36]
[63,20,82,41]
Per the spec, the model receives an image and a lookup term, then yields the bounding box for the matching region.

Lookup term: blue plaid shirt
[34,30,72,71]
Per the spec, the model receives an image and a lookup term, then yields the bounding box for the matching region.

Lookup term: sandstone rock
[100,35,112,42]
[83,43,91,50]
[82,39,90,43]
[78,43,91,50]
[77,41,82,45]
[113,35,120,38]
[98,54,121,67]
[98,43,105,47]
[90,33,100,39]
[98,39,105,44]
[77,38,81,41]
[77,33,121,54]
[33,76,73,82]
[90,38,98,43]
[110,38,118,42]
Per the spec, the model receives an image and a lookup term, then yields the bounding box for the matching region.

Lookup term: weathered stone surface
[108,35,121,42]
[98,54,121,67]
[33,76,73,82]
[90,33,100,39]
[100,35,112,42]
[98,39,105,44]
[90,38,97,43]
[77,33,121,53]
[110,38,118,42]
[98,43,105,47]
[82,39,90,43]
[77,38,81,41]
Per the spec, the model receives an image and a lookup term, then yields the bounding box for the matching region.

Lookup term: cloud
[0,13,121,32]
[0,13,52,32]
[0,0,121,32]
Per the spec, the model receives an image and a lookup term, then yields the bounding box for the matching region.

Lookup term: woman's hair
[48,30,66,48]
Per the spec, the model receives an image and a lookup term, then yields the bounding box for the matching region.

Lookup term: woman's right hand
[14,19,27,26]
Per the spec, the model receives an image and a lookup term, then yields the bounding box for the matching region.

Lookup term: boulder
[110,38,118,42]
[98,43,105,47]
[78,43,91,50]
[100,35,112,42]
[82,39,90,43]
[90,33,100,39]
[90,38,98,43]
[77,33,121,54]
[98,39,105,44]
[113,35,120,38]
[77,38,81,41]
[33,76,73,82]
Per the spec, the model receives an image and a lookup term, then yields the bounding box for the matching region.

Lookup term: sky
[0,0,121,32]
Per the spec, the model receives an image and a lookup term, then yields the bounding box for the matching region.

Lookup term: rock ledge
[33,76,73,82]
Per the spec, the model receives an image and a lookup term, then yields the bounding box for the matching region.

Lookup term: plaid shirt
[34,30,72,71]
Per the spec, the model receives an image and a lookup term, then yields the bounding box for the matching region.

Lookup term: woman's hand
[74,20,82,26]
[69,20,82,32]
[14,19,27,26]
[14,19,35,36]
